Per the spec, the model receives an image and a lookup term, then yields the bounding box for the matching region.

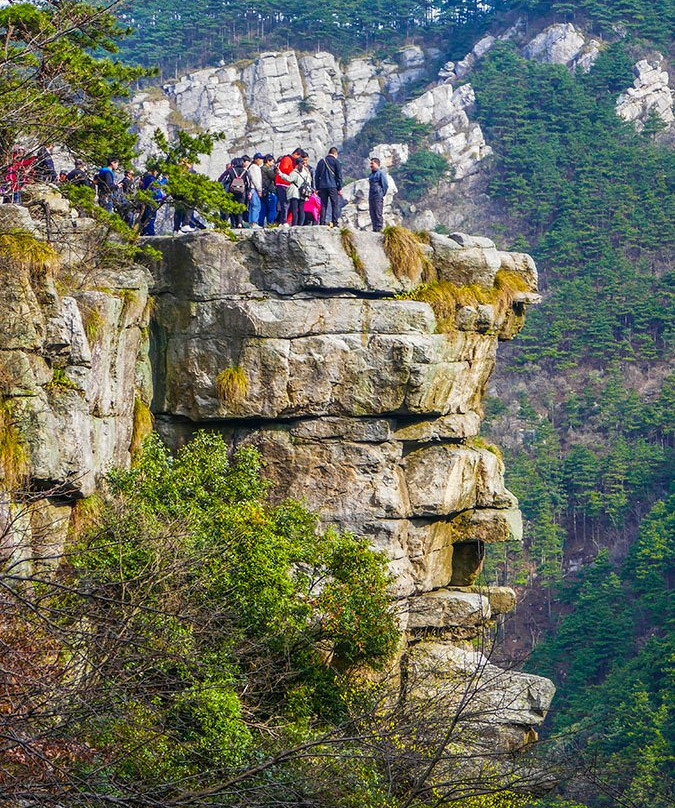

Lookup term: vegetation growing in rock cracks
[406,270,530,331]
[383,225,432,283]
[129,394,154,457]
[340,226,366,278]
[0,397,30,492]
[216,365,250,408]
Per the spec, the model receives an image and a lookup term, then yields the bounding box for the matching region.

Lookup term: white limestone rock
[522,23,586,66]
[454,35,496,80]
[617,56,674,131]
[370,143,409,168]
[402,84,491,179]
[132,47,434,178]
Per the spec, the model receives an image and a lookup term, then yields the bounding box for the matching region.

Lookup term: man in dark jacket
[368,157,389,232]
[34,144,57,183]
[65,159,94,188]
[314,147,343,227]
[96,157,119,212]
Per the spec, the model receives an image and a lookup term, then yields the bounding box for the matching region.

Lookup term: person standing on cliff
[367,157,388,232]
[247,152,264,227]
[315,147,342,227]
[275,147,302,224]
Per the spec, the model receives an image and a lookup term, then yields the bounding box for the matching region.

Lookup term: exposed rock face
[148,225,552,747]
[402,83,492,179]
[133,47,433,179]
[0,194,151,566]
[0,206,554,756]
[617,55,674,131]
[522,23,587,66]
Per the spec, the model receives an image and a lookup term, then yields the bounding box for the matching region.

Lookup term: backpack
[229,170,246,196]
[297,175,312,199]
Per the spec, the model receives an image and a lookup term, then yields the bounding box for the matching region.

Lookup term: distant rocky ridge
[131,19,672,234]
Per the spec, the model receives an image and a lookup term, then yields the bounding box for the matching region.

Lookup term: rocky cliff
[132,20,672,235]
[0,195,152,569]
[0,194,554,758]
[148,225,554,750]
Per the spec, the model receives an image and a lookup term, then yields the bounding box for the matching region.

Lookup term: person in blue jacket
[368,157,389,232]
[96,157,119,212]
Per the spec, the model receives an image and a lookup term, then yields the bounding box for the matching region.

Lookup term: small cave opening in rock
[450,540,485,586]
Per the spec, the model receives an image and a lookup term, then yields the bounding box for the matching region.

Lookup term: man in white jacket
[247,153,264,227]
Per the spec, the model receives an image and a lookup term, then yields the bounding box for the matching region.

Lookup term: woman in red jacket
[4,147,35,204]
[275,147,302,224]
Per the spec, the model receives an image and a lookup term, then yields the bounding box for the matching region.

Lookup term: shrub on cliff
[1,431,399,804]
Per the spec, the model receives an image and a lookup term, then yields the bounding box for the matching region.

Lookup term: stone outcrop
[133,46,433,179]
[0,204,553,755]
[617,55,674,131]
[0,194,151,566]
[402,83,492,179]
[522,23,587,67]
[148,225,552,747]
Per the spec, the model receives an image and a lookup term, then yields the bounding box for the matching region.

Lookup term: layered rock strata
[149,226,553,747]
[0,197,152,567]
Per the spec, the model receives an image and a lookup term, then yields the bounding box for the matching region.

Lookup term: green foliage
[527,495,675,807]
[0,1,149,166]
[472,43,674,372]
[522,0,675,47]
[355,103,433,153]
[395,148,452,202]
[116,2,495,76]
[44,432,399,797]
[45,367,80,393]
[149,129,245,228]
[0,397,29,492]
[129,395,154,457]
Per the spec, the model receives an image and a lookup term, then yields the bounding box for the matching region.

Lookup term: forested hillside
[119,1,674,806]
[463,7,674,808]
[117,0,674,77]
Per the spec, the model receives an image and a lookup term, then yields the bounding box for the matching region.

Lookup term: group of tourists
[1,143,391,233]
[217,147,349,230]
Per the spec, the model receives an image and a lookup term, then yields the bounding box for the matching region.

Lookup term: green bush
[394,148,451,202]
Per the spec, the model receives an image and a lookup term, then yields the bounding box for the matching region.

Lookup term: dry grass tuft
[471,435,504,464]
[408,269,531,332]
[215,366,249,409]
[383,225,432,283]
[340,228,366,281]
[130,396,154,459]
[0,229,58,285]
[0,398,30,492]
[80,303,105,346]
[142,295,157,325]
